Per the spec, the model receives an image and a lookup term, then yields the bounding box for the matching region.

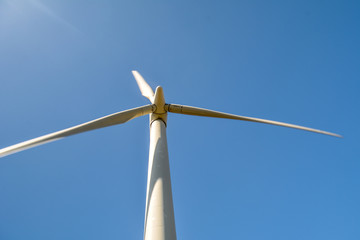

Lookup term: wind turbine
[0,71,341,240]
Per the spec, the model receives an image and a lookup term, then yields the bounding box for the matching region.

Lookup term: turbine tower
[0,71,341,240]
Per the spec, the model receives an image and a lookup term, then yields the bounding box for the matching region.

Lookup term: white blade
[166,104,342,138]
[0,105,155,158]
[132,71,155,103]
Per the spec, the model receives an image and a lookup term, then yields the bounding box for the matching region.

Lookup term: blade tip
[326,132,343,138]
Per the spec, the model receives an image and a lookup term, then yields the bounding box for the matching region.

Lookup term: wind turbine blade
[0,105,155,158]
[166,104,342,138]
[132,71,155,103]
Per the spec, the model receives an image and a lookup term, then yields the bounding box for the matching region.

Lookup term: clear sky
[0,0,359,239]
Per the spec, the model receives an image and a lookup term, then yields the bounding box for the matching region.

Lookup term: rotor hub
[151,86,168,125]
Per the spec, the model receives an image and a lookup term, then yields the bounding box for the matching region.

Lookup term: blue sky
[0,0,359,239]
